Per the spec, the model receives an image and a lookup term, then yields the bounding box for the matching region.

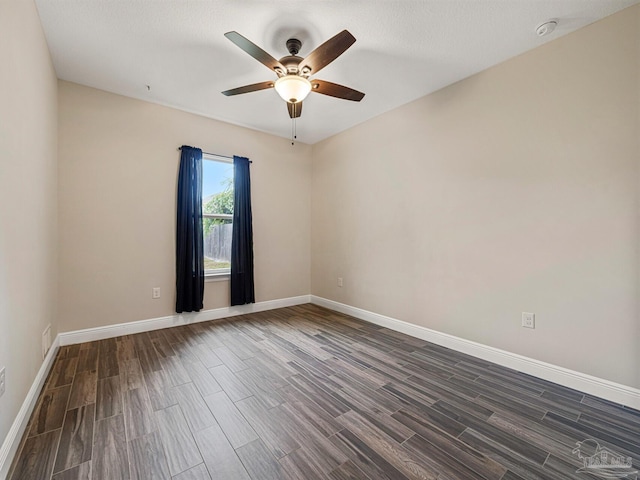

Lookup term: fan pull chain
[290,105,298,145]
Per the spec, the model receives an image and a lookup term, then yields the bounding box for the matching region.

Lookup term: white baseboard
[311,295,640,410]
[0,336,60,479]
[59,295,311,346]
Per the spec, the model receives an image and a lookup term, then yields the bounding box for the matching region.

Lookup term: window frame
[202,153,233,280]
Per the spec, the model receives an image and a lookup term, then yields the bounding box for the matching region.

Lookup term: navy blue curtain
[230,156,255,306]
[176,146,204,313]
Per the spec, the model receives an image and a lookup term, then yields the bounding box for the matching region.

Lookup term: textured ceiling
[35,0,638,144]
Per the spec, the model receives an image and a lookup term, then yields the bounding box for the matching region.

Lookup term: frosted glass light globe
[274,75,312,103]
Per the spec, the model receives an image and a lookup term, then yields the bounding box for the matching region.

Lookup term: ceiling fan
[222,30,365,119]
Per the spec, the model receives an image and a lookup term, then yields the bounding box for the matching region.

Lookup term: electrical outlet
[152,287,161,299]
[337,277,343,287]
[522,312,535,329]
[0,367,6,398]
[42,324,51,359]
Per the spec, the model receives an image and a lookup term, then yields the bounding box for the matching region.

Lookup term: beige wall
[0,0,59,445]
[58,81,311,332]
[311,6,640,388]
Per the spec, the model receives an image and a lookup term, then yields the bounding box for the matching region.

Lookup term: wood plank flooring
[8,304,640,479]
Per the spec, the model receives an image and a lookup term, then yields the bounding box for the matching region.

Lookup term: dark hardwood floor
[8,304,640,479]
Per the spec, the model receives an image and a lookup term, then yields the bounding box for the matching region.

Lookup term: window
[202,154,234,276]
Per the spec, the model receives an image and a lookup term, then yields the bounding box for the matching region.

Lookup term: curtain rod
[177,146,251,162]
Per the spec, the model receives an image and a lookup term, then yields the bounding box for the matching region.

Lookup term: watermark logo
[572,439,637,479]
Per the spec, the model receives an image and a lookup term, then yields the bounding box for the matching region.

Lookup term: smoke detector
[536,20,558,37]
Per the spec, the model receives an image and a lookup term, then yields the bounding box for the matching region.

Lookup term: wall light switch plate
[522,312,535,329]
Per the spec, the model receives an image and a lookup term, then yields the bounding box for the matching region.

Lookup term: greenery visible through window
[202,156,233,275]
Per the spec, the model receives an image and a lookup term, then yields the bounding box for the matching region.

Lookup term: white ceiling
[35,0,637,144]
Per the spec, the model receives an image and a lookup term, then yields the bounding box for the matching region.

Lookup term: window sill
[205,273,230,282]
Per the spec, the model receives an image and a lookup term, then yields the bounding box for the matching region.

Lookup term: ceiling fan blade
[222,81,275,96]
[311,80,365,102]
[298,30,356,76]
[225,31,286,74]
[287,101,302,118]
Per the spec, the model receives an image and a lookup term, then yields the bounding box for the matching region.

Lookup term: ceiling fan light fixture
[275,75,311,103]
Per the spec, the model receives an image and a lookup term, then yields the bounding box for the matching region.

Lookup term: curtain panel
[175,146,205,313]
[230,155,255,306]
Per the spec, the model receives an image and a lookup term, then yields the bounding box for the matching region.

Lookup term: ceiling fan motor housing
[279,55,303,74]
[279,39,304,74]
